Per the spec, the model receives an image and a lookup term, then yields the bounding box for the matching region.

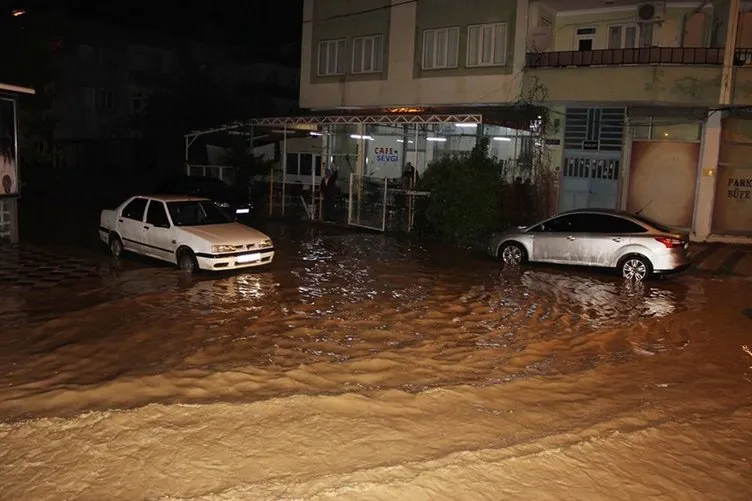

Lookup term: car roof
[137,194,211,202]
[559,208,632,217]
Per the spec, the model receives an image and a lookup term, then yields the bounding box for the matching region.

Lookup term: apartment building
[299,0,752,243]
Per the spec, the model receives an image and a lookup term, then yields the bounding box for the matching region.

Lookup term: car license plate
[237,253,260,264]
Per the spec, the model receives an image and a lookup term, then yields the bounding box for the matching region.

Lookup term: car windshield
[166,200,232,226]
[631,213,672,233]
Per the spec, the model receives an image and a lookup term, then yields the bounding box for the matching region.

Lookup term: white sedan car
[99,195,274,273]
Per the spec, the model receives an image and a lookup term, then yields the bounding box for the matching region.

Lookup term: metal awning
[185,105,542,139]
[0,83,35,95]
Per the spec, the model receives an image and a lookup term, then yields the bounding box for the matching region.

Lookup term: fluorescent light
[397,139,414,143]
[309,131,323,136]
[493,137,512,142]
[455,123,478,128]
[350,134,373,140]
[427,137,447,142]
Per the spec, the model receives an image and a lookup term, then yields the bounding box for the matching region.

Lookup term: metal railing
[526,47,726,68]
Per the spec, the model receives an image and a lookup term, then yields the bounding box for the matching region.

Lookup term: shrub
[414,137,557,243]
[414,138,502,242]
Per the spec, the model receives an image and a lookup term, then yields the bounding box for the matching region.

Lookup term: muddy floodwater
[0,223,751,501]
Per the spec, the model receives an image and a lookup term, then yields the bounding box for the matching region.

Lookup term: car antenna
[635,199,652,216]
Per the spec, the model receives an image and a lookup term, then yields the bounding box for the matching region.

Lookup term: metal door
[559,152,621,212]
[559,107,624,212]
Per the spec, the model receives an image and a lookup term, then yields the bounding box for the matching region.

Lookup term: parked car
[487,209,689,281]
[156,176,253,220]
[99,195,274,273]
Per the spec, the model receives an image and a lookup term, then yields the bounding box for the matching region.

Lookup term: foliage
[415,137,502,242]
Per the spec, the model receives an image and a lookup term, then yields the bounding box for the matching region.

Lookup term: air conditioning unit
[637,2,665,23]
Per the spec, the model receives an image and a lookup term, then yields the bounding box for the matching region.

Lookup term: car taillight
[655,237,685,249]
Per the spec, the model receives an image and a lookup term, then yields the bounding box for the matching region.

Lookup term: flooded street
[1,223,751,501]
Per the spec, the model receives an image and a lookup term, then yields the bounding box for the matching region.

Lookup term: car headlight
[212,245,236,253]
[260,239,273,248]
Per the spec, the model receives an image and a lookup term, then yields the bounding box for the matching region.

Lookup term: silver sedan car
[487,209,690,281]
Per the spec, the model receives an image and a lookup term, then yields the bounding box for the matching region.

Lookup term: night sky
[8,0,303,54]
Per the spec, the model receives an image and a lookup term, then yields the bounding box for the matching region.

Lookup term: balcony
[526,47,725,69]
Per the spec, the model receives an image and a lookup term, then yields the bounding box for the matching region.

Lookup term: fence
[348,174,388,231]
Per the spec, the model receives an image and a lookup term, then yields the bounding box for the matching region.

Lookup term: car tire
[177,248,199,274]
[109,233,124,258]
[499,241,527,266]
[620,255,652,282]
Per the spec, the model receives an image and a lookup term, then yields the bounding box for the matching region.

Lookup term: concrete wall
[300,0,528,109]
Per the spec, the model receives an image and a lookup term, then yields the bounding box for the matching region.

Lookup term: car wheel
[621,255,651,282]
[177,248,199,274]
[109,234,124,258]
[499,242,526,266]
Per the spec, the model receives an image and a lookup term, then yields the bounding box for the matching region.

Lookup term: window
[352,35,384,74]
[608,25,638,49]
[576,27,596,51]
[578,214,646,233]
[146,201,170,228]
[101,89,114,112]
[300,153,313,176]
[317,39,346,76]
[132,92,145,114]
[422,27,459,69]
[286,153,299,175]
[122,197,148,221]
[83,87,95,110]
[467,23,507,67]
[530,214,581,232]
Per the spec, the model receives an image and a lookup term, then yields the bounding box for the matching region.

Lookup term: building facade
[300,0,752,243]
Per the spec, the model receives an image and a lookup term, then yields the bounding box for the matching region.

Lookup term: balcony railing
[526,47,726,68]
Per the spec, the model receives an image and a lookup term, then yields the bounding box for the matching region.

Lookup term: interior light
[455,123,477,128]
[426,137,447,142]
[309,131,323,136]
[663,132,669,137]
[397,139,414,143]
[493,137,512,141]
[350,134,373,140]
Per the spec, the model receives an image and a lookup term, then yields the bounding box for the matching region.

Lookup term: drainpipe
[720,0,741,105]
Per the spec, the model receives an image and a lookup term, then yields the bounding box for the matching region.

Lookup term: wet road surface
[1,222,751,500]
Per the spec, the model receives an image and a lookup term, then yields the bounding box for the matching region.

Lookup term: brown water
[0,223,750,500]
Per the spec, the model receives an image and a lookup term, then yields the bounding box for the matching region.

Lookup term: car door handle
[612,237,622,242]
[567,235,576,241]
[143,226,149,230]
[118,219,123,223]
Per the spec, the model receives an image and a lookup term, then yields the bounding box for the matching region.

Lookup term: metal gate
[559,151,621,211]
[348,174,388,231]
[559,107,624,212]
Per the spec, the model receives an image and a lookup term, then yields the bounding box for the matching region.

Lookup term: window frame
[316,38,346,77]
[146,200,171,228]
[351,34,384,74]
[422,26,460,70]
[607,24,639,49]
[466,22,508,68]
[575,26,597,51]
[121,197,148,222]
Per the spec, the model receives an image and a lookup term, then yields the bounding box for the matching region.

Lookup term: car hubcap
[623,259,647,281]
[502,246,522,265]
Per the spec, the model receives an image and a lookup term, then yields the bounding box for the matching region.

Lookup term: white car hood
[179,223,270,245]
